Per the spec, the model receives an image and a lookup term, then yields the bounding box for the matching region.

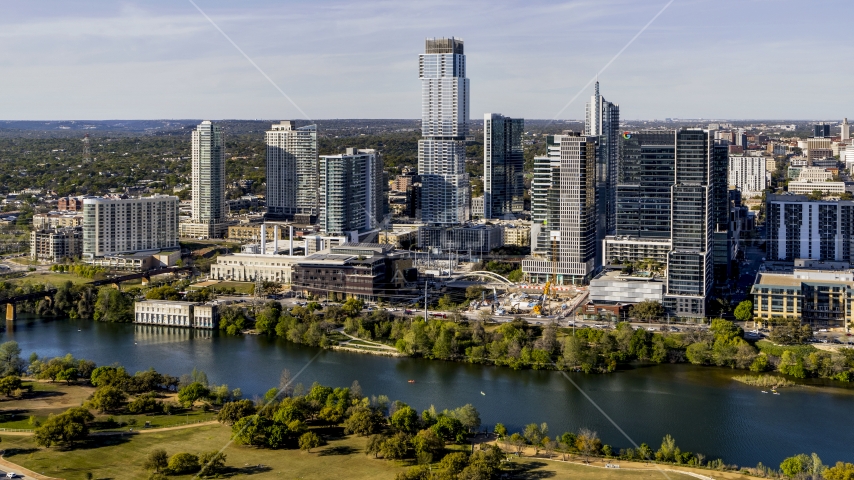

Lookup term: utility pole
[424,279,428,320]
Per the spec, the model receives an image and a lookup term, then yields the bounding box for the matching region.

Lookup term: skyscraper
[265,121,319,221]
[182,120,227,238]
[605,129,719,317]
[484,114,524,219]
[585,81,620,236]
[841,118,850,141]
[418,37,470,224]
[814,123,831,138]
[523,133,598,284]
[663,130,715,316]
[319,148,383,241]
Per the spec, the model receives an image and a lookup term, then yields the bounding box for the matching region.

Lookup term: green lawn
[9,271,90,286]
[0,382,214,431]
[0,426,727,480]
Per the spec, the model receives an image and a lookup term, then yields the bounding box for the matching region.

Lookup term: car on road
[6,473,19,478]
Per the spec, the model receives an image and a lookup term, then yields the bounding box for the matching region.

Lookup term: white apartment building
[134,300,219,329]
[728,155,768,196]
[181,121,228,239]
[786,181,849,195]
[265,121,319,220]
[82,195,179,261]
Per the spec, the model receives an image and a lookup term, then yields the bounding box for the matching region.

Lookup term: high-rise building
[605,129,720,317]
[585,81,620,235]
[666,129,715,316]
[265,121,319,221]
[766,193,854,263]
[523,133,599,284]
[319,148,383,240]
[728,154,769,196]
[841,118,850,142]
[82,195,179,261]
[183,121,227,238]
[418,37,470,224]
[615,131,675,239]
[814,123,831,138]
[483,114,524,219]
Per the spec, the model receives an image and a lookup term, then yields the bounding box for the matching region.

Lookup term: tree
[198,451,227,476]
[0,341,25,377]
[177,382,210,407]
[390,405,420,434]
[87,386,127,413]
[143,449,169,473]
[93,287,133,323]
[450,404,481,433]
[523,423,547,453]
[344,407,380,436]
[430,415,465,443]
[825,462,854,480]
[34,407,94,448]
[630,300,664,322]
[145,285,180,301]
[0,376,22,397]
[779,454,811,478]
[412,428,444,458]
[734,300,753,323]
[380,432,411,460]
[299,431,323,452]
[127,393,160,414]
[508,433,526,455]
[217,399,257,425]
[493,423,507,439]
[655,434,679,462]
[167,452,200,475]
[576,428,602,464]
[437,452,469,477]
[90,366,130,389]
[366,434,385,458]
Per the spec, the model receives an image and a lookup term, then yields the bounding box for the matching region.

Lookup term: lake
[4,316,853,467]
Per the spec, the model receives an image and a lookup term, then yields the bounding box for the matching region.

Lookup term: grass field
[0,425,736,480]
[0,382,215,431]
[9,272,90,286]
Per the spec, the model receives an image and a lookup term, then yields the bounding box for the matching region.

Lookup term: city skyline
[1,1,853,120]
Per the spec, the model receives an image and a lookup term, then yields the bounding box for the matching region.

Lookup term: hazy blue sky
[1,0,851,120]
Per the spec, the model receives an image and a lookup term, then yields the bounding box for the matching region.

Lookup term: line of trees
[235,298,854,382]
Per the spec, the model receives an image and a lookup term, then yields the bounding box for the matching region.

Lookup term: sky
[0,0,852,121]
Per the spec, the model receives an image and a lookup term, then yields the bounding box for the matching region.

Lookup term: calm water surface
[4,316,853,467]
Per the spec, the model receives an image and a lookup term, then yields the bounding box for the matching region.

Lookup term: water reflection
[1,317,852,467]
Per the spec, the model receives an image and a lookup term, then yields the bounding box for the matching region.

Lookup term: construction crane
[532,236,558,316]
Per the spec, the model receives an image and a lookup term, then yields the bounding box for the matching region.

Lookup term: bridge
[2,266,192,321]
[453,271,514,286]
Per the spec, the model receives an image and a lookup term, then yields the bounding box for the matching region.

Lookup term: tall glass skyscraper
[585,81,620,236]
[418,37,470,224]
[191,121,225,226]
[265,120,318,221]
[484,113,524,219]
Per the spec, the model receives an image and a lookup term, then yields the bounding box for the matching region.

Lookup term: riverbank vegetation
[732,374,795,389]
[0,347,850,479]
[244,300,854,384]
[5,275,854,387]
